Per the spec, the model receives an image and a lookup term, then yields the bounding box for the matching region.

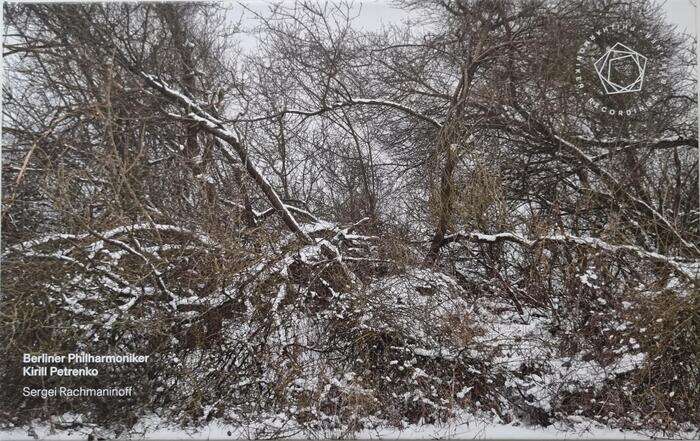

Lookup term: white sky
[230,0,697,42]
[3,0,695,36]
[663,0,698,34]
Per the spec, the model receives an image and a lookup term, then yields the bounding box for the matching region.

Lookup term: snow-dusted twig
[88,231,179,309]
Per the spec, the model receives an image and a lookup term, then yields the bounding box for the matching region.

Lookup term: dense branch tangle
[1,2,698,433]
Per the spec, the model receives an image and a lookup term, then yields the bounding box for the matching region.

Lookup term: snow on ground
[3,413,692,440]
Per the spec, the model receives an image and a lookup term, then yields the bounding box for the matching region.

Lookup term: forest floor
[2,413,695,440]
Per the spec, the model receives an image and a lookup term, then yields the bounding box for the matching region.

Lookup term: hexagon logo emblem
[593,42,647,95]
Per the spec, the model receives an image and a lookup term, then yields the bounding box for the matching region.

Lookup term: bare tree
[1,0,697,436]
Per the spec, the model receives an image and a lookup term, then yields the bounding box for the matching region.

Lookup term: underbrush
[1,220,697,439]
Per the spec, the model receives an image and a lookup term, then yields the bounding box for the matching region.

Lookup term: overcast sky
[663,0,698,35]
[232,0,697,34]
[4,0,694,36]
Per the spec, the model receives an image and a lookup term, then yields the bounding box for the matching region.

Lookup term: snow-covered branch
[220,198,319,224]
[445,231,698,281]
[139,73,313,244]
[2,223,216,258]
[552,134,699,257]
[574,135,698,149]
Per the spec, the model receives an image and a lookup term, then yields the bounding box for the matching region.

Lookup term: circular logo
[575,22,664,117]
